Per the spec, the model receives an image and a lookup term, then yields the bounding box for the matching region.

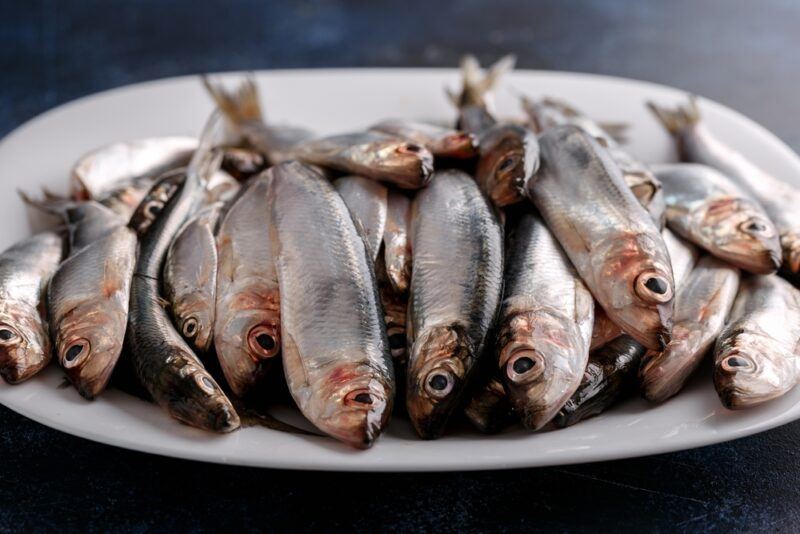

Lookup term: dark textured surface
[3,0,800,531]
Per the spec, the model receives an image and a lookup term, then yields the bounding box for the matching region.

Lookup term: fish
[640,255,740,402]
[164,202,224,354]
[383,190,412,294]
[713,274,800,409]
[71,137,197,201]
[370,119,478,160]
[47,225,137,398]
[496,210,594,430]
[334,176,388,263]
[449,55,539,207]
[527,125,675,350]
[214,173,281,397]
[553,335,647,427]
[652,163,781,274]
[268,161,394,449]
[463,374,516,434]
[291,132,434,190]
[0,232,63,383]
[126,111,240,432]
[205,168,242,204]
[522,95,665,225]
[406,169,503,439]
[648,97,800,283]
[219,147,268,181]
[203,74,314,164]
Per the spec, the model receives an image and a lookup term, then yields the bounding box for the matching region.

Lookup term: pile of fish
[3,56,800,450]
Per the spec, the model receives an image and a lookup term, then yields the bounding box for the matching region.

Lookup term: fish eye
[739,218,773,237]
[505,350,545,384]
[344,389,375,407]
[386,326,406,358]
[424,371,454,399]
[62,339,90,368]
[247,325,279,360]
[721,355,755,373]
[400,143,422,154]
[0,326,19,344]
[634,271,673,304]
[181,317,199,339]
[498,154,519,172]
[195,373,217,394]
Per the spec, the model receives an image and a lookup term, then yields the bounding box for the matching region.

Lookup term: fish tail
[646,96,701,135]
[201,73,263,125]
[597,121,630,144]
[452,54,516,108]
[18,189,76,216]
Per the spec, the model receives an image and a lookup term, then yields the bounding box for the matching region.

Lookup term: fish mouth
[208,403,241,433]
[434,132,479,159]
[320,383,391,449]
[717,244,781,275]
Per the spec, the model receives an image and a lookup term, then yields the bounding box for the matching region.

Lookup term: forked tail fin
[646,96,701,136]
[447,54,516,109]
[201,73,263,125]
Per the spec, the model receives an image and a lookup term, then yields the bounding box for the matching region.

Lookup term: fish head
[429,131,479,159]
[498,309,588,430]
[128,170,184,236]
[311,361,393,449]
[593,232,674,350]
[714,334,797,409]
[780,230,800,275]
[53,291,129,399]
[159,349,240,432]
[475,124,539,207]
[0,302,50,383]
[173,292,216,354]
[356,137,434,188]
[406,324,474,439]
[694,198,781,274]
[639,330,692,403]
[213,286,280,398]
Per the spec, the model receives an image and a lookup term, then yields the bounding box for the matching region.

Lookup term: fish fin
[455,54,515,108]
[18,189,76,216]
[541,96,581,118]
[646,95,701,135]
[201,74,263,125]
[598,121,630,144]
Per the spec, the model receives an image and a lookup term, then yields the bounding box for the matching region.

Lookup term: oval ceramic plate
[1,69,799,472]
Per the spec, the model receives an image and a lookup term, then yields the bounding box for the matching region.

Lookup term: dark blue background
[3,1,800,531]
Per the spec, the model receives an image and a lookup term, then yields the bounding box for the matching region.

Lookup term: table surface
[3,0,800,531]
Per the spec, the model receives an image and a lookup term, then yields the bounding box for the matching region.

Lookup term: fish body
[268,161,394,449]
[383,190,412,294]
[648,97,800,280]
[522,96,664,224]
[553,335,646,427]
[48,226,137,398]
[214,174,281,396]
[475,123,540,207]
[497,211,594,429]
[407,170,503,438]
[334,176,388,262]
[164,202,223,354]
[71,137,197,201]
[653,163,781,274]
[713,275,800,409]
[527,125,674,350]
[641,255,740,402]
[370,119,478,160]
[126,112,239,432]
[0,233,63,383]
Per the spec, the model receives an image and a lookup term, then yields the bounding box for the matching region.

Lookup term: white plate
[1,69,800,472]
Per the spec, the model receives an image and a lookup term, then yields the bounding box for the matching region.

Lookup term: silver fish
[164,202,223,354]
[214,174,281,397]
[652,163,781,274]
[48,225,137,398]
[0,233,63,383]
[449,55,539,207]
[71,137,197,201]
[268,161,394,449]
[406,170,503,439]
[648,97,800,281]
[334,176,388,263]
[370,119,478,159]
[527,125,675,350]
[522,95,665,225]
[203,75,314,164]
[126,111,239,432]
[497,210,594,430]
[383,190,412,294]
[713,274,800,409]
[641,255,740,402]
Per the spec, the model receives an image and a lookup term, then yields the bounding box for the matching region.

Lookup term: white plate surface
[1,69,799,472]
